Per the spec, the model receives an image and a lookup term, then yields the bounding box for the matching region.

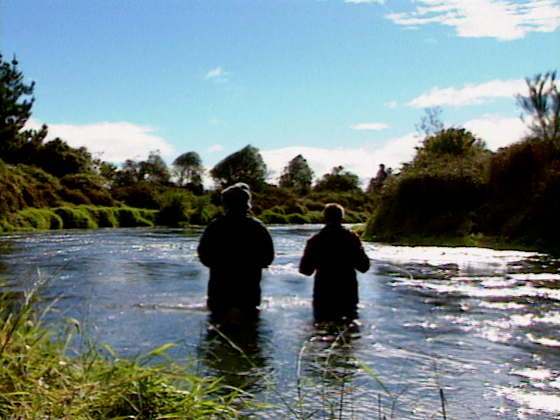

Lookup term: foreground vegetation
[0,285,251,419]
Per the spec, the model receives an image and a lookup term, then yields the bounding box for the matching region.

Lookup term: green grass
[0,283,250,420]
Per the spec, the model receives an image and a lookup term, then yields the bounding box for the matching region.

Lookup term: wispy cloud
[406,78,527,108]
[205,144,225,153]
[387,0,560,40]
[205,67,229,83]
[350,122,390,130]
[25,118,174,163]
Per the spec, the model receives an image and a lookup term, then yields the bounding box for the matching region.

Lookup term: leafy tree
[416,127,487,159]
[279,154,314,193]
[315,166,360,192]
[113,152,170,187]
[142,151,170,184]
[0,54,36,162]
[173,151,204,188]
[517,71,560,144]
[33,139,94,178]
[210,145,267,189]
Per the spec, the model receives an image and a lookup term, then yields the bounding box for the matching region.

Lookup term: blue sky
[2,0,559,187]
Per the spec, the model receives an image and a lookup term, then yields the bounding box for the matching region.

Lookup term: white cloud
[25,118,174,163]
[205,67,229,83]
[387,0,560,40]
[464,113,530,149]
[261,137,419,188]
[350,122,390,130]
[406,78,527,108]
[205,144,225,153]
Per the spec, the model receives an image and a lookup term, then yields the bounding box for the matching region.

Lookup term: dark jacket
[198,212,274,316]
[299,224,370,320]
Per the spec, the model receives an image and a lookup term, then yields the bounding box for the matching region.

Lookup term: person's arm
[299,238,316,276]
[352,233,370,273]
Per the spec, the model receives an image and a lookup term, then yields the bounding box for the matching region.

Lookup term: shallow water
[0,226,559,419]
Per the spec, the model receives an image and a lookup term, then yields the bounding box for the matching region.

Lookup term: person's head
[221,182,252,213]
[323,203,344,225]
[379,164,385,170]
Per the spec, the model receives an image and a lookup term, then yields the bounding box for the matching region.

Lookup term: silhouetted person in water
[198,183,274,323]
[299,203,370,323]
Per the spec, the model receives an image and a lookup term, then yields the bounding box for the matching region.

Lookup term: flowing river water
[0,226,559,419]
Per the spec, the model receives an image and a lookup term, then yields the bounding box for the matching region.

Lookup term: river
[0,226,559,419]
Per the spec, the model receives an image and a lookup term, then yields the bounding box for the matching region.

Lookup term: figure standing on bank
[198,183,274,322]
[299,203,370,322]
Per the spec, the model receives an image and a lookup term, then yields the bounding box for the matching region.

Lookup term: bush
[286,213,308,224]
[54,206,98,229]
[19,208,63,230]
[156,192,193,227]
[188,197,222,226]
[259,210,288,224]
[83,206,120,228]
[116,207,155,227]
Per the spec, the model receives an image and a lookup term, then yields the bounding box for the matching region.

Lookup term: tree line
[1,53,558,253]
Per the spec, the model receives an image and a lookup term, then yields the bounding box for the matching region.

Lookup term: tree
[142,151,170,184]
[173,151,204,188]
[315,166,360,192]
[210,145,267,189]
[34,138,94,178]
[517,71,560,144]
[416,127,487,159]
[114,151,170,187]
[278,154,314,192]
[0,54,36,162]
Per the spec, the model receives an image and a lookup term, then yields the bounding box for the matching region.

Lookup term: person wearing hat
[198,183,274,323]
[299,203,370,323]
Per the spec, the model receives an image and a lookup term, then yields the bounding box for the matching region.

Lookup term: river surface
[0,226,559,419]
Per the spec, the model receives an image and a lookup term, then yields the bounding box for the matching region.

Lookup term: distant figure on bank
[198,183,274,322]
[299,203,370,323]
[375,164,388,184]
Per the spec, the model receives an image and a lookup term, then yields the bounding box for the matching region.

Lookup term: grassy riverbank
[0,205,157,231]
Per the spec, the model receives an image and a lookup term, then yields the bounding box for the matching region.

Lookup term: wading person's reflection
[299,203,370,323]
[198,182,274,325]
[199,320,270,393]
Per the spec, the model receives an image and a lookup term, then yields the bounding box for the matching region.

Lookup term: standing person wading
[299,203,370,323]
[198,183,274,323]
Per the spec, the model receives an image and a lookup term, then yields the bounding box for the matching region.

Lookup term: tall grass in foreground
[0,282,250,420]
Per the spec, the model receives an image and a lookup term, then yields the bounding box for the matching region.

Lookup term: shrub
[157,192,193,227]
[116,207,155,227]
[18,208,63,230]
[259,210,288,224]
[188,197,222,226]
[83,206,120,228]
[54,206,98,229]
[286,213,308,224]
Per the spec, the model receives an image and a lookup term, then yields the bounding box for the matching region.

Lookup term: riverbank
[0,205,157,231]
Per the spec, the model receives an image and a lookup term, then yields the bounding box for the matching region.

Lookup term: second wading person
[299,203,370,323]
